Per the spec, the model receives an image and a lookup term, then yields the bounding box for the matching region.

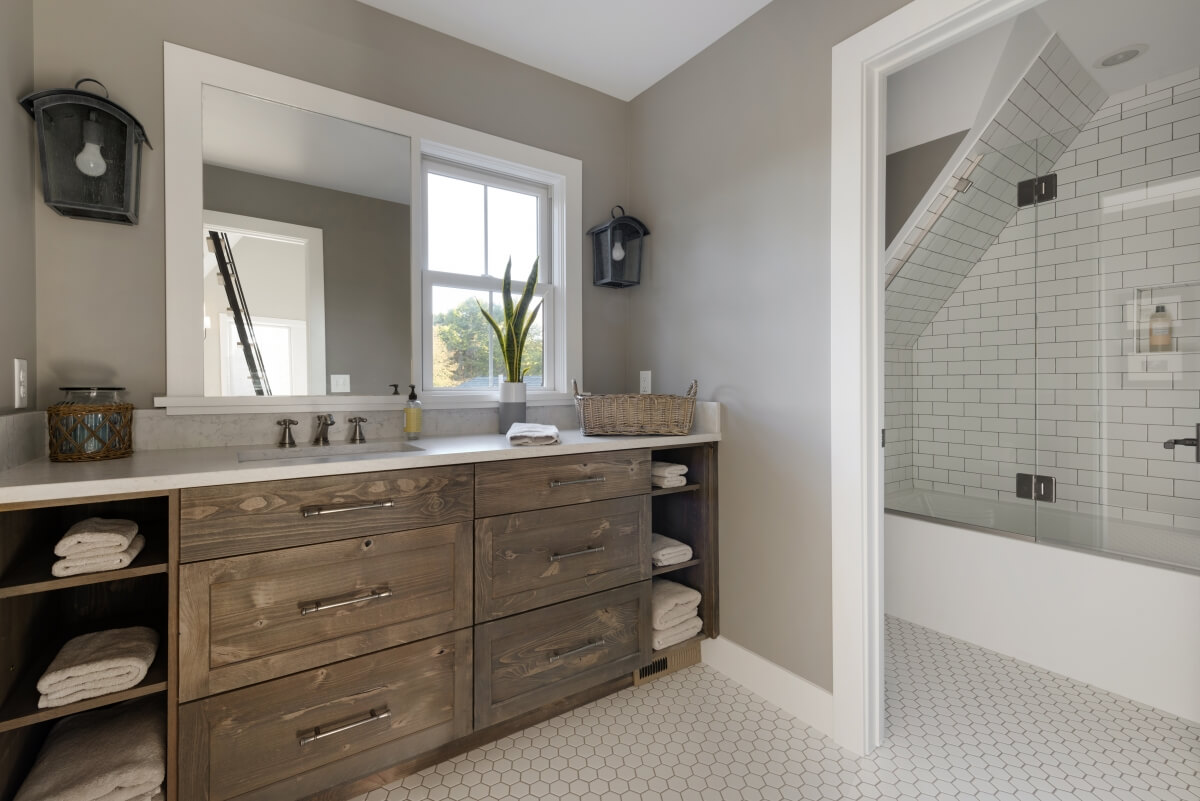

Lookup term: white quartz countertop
[0,427,720,505]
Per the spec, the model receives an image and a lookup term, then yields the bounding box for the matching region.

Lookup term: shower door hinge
[1016,473,1056,502]
[881,429,886,448]
[1017,173,1058,207]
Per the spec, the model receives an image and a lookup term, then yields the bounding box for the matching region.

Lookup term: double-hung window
[420,157,560,395]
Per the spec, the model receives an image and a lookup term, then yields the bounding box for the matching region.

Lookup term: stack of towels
[52,518,144,578]
[651,579,703,651]
[15,697,165,801]
[651,533,693,568]
[652,461,689,489]
[37,627,159,709]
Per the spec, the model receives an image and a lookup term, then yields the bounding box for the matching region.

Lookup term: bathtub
[886,488,1200,574]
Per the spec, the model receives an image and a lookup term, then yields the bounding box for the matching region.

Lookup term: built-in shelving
[0,657,167,734]
[652,558,701,577]
[0,537,169,600]
[650,483,701,497]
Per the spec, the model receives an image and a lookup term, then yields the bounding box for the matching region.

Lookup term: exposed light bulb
[74,114,107,177]
[611,240,625,262]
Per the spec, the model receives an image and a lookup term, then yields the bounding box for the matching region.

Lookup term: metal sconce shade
[588,205,649,288]
[20,79,151,225]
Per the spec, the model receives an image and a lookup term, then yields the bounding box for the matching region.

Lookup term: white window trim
[418,156,561,398]
[160,43,582,414]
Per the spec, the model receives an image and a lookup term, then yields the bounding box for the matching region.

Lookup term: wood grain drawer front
[475,582,650,729]
[179,522,472,701]
[179,465,473,562]
[474,450,651,517]
[476,496,650,621]
[179,631,472,801]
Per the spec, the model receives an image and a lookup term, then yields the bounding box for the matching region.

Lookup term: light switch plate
[639,371,652,394]
[330,374,351,393]
[13,358,28,409]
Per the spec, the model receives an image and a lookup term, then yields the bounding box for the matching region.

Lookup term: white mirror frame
[159,43,582,414]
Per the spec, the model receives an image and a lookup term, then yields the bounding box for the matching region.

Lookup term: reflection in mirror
[200,85,412,397]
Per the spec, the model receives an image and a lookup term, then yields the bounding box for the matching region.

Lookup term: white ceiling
[202,86,412,205]
[355,0,774,101]
[1036,0,1200,94]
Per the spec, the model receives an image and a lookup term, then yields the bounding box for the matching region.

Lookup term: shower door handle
[1162,424,1200,462]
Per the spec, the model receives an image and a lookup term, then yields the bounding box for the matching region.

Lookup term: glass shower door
[1030,119,1200,572]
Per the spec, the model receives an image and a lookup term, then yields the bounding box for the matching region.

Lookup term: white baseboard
[702,636,834,738]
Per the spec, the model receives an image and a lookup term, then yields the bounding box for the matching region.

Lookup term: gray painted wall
[203,165,411,396]
[628,0,911,690]
[32,0,632,409]
[885,131,968,247]
[1,0,35,413]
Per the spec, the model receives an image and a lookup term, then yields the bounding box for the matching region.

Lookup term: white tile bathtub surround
[884,35,1108,350]
[130,404,582,451]
[0,411,47,471]
[349,617,1200,801]
[892,68,1200,527]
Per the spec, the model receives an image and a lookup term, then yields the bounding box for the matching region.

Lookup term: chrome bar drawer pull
[550,639,606,663]
[301,499,396,518]
[548,476,607,488]
[298,707,391,746]
[299,587,393,616]
[548,545,605,562]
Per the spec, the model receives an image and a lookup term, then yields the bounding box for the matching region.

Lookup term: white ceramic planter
[498,380,527,433]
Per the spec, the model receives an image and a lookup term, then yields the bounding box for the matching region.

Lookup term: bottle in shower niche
[1149,305,1173,352]
[404,384,422,440]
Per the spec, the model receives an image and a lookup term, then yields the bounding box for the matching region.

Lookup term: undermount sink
[237,440,424,464]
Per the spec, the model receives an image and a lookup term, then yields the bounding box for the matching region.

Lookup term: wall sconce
[588,205,649,288]
[20,78,151,224]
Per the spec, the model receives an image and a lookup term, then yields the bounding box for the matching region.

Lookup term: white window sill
[154,392,576,415]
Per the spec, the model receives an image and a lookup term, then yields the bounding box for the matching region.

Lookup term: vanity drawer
[179,522,472,701]
[474,449,651,517]
[179,465,474,562]
[475,495,650,621]
[475,582,650,729]
[178,631,472,801]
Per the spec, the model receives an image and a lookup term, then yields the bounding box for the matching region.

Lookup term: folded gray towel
[38,627,158,708]
[651,534,693,567]
[651,579,702,630]
[15,697,165,801]
[653,615,703,651]
[55,518,139,557]
[52,534,145,578]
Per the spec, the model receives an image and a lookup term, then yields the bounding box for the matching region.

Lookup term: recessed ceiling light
[1095,44,1148,68]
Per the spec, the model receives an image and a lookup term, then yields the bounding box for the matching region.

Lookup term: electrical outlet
[330,374,351,393]
[13,359,28,409]
[639,371,652,394]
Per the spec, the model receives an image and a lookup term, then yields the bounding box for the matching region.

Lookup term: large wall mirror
[201,86,411,397]
[161,44,582,414]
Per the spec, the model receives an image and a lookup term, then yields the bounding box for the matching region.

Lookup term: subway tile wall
[888,67,1200,530]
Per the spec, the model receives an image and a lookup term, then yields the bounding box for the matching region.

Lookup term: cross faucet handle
[349,417,368,444]
[276,418,298,449]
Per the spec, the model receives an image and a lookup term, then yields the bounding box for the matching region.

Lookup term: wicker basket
[573,380,698,436]
[47,402,134,462]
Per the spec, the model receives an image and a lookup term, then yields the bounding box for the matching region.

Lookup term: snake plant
[478,258,543,383]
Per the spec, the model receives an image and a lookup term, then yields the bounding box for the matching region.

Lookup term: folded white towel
[37,627,158,709]
[653,615,703,651]
[14,697,165,801]
[651,579,702,630]
[54,518,139,557]
[651,534,693,567]
[52,534,145,578]
[652,474,688,488]
[506,423,561,446]
[651,461,688,478]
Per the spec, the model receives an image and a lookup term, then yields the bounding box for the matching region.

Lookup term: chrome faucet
[277,418,298,448]
[313,414,335,446]
[349,417,367,444]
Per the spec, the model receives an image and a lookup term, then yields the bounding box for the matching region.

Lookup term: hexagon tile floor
[350,616,1200,801]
